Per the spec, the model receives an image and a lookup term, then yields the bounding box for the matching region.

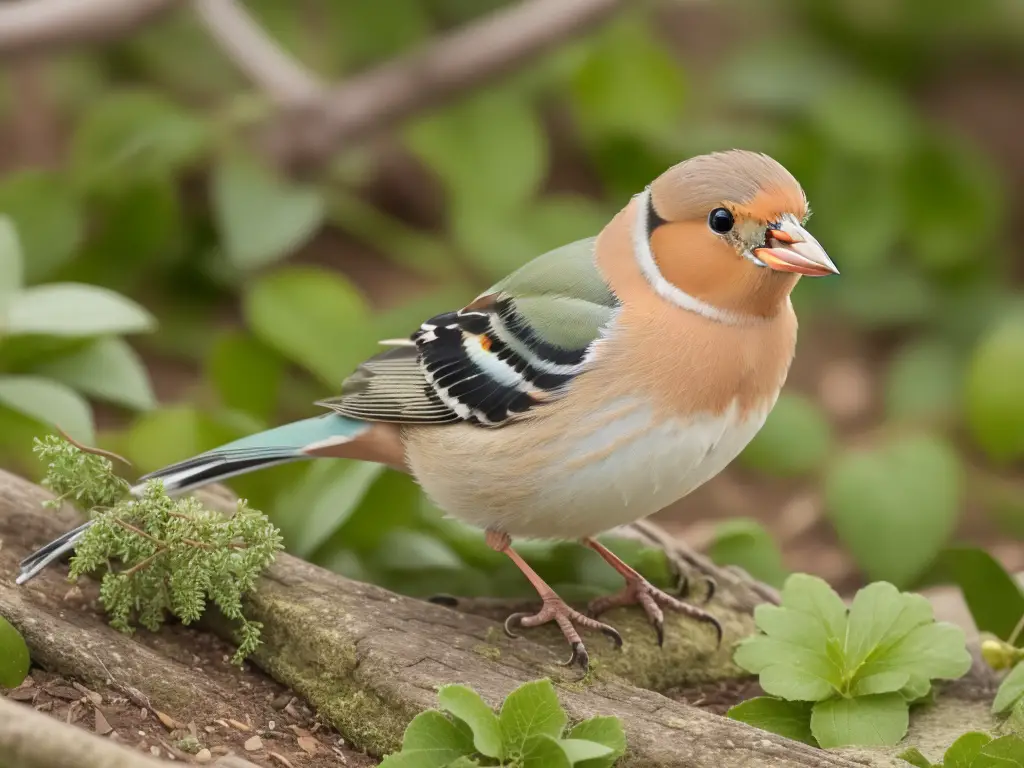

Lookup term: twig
[0,0,180,58]
[55,425,132,468]
[121,551,160,576]
[193,0,324,105]
[111,518,162,545]
[265,0,630,166]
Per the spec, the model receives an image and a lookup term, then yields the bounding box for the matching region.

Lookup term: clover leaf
[731,574,971,748]
[380,679,625,766]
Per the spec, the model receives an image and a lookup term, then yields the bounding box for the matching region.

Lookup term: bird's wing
[319,237,620,427]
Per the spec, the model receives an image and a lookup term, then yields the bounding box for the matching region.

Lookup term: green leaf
[206,332,282,421]
[5,283,155,337]
[854,618,971,697]
[974,735,1024,768]
[558,739,613,763]
[243,267,373,387]
[936,547,1024,644]
[904,136,1003,274]
[734,634,840,700]
[966,316,1024,463]
[442,759,480,768]
[824,434,964,587]
[885,338,962,424]
[0,375,93,443]
[0,215,22,315]
[844,582,930,669]
[33,338,156,411]
[570,18,686,142]
[375,530,464,572]
[945,732,994,768]
[0,616,30,689]
[897,747,933,768]
[739,393,833,477]
[437,684,503,759]
[0,170,84,282]
[71,89,209,192]
[751,604,832,653]
[779,573,848,639]
[73,178,182,289]
[391,708,475,768]
[708,518,788,589]
[520,734,571,768]
[994,664,1024,715]
[273,460,385,558]
[212,154,325,270]
[726,697,816,746]
[499,679,568,757]
[809,693,908,748]
[405,90,546,219]
[567,717,626,768]
[808,84,916,162]
[850,670,910,697]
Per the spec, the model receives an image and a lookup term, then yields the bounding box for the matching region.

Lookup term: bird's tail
[17,413,370,585]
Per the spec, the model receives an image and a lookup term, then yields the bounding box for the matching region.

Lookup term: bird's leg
[485,530,622,671]
[584,537,723,648]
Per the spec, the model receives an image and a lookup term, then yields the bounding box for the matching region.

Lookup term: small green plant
[0,614,30,689]
[34,434,283,664]
[379,678,626,767]
[727,574,972,748]
[899,731,1024,767]
[937,547,1024,717]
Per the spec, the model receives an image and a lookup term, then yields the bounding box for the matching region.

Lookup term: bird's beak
[753,221,839,277]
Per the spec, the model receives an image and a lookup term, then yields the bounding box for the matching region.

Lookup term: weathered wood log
[2,468,971,768]
[0,696,173,768]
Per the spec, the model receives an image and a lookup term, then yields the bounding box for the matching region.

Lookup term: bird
[17,150,837,671]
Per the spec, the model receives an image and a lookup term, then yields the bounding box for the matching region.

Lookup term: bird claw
[676,573,716,605]
[559,642,589,671]
[504,611,530,639]
[600,625,624,649]
[590,577,722,648]
[501,598,621,674]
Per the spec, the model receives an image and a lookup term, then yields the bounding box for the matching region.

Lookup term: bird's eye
[708,208,734,234]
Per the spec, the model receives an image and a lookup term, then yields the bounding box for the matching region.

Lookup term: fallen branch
[0,0,180,58]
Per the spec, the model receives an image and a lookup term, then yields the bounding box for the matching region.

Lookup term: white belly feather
[422,396,773,539]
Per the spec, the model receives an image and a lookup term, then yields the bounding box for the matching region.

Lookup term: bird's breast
[405,394,775,539]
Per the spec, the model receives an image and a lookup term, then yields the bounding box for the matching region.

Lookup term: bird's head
[633,150,837,322]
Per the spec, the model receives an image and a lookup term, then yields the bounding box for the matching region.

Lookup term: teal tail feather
[16,413,368,585]
[131,413,370,496]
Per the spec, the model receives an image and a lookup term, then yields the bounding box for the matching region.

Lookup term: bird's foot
[588,576,723,648]
[504,596,623,672]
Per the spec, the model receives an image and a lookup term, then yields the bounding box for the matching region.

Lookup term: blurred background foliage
[1,0,1023,602]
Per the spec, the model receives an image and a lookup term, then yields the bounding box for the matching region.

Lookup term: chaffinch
[18,150,837,670]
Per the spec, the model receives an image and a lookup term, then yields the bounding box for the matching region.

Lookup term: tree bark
[1,468,990,767]
[0,696,172,768]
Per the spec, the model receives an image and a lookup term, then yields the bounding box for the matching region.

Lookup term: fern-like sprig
[33,435,283,664]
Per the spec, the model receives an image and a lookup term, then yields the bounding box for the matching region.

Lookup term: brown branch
[0,0,181,58]
[55,425,132,468]
[111,518,162,545]
[192,0,324,105]
[265,0,631,167]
